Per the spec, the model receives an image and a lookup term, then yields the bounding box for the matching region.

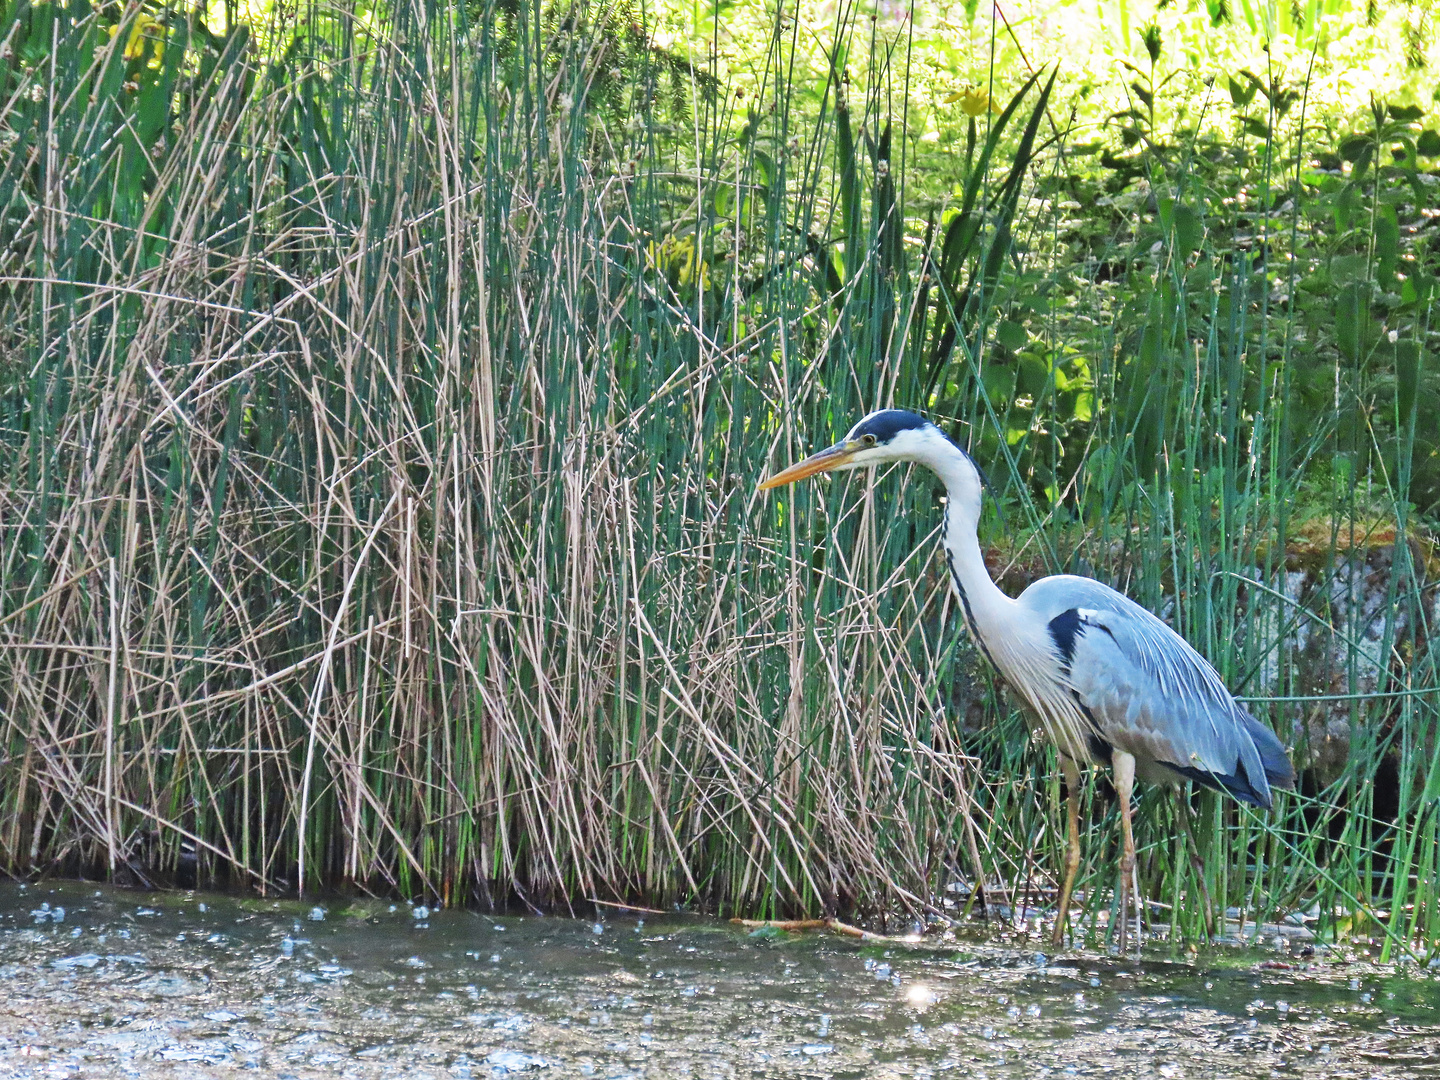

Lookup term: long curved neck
[931,450,1015,656]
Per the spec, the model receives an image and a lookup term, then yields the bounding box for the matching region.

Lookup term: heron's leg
[1112,750,1138,952]
[1052,756,1082,949]
[1175,789,1215,939]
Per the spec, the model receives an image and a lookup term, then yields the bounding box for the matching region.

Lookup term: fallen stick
[730,917,914,945]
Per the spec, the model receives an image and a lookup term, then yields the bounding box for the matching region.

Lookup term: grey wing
[1031,578,1294,807]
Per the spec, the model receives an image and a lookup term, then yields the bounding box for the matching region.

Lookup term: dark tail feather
[1168,762,1272,808]
[1243,713,1296,792]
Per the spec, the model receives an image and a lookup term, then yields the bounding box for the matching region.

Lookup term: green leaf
[1416,129,1440,156]
[1017,354,1049,396]
[1339,134,1372,162]
[981,364,1015,404]
[1159,199,1204,262]
[1389,103,1426,122]
[1331,253,1370,287]
[1375,205,1400,282]
[1335,282,1369,362]
[1242,116,1270,141]
[1396,341,1424,423]
[996,320,1028,352]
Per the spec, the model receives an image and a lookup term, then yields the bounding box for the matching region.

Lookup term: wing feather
[1023,576,1295,807]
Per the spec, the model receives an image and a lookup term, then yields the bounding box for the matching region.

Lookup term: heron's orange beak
[758,441,859,491]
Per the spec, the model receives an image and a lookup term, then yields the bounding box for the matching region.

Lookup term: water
[0,882,1437,1078]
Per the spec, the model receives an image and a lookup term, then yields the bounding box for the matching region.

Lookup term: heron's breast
[988,632,1100,764]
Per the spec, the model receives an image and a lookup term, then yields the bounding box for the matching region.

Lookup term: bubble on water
[405,956,428,968]
[681,985,697,996]
[1276,1000,1290,1014]
[203,1010,240,1023]
[1026,1004,1041,1018]
[490,954,500,963]
[69,927,81,938]
[51,954,100,970]
[1089,977,1101,988]
[890,973,902,987]
[1349,978,1361,991]
[873,962,891,979]
[308,907,326,922]
[1204,981,1213,990]
[592,922,604,935]
[388,904,397,913]
[484,1048,547,1072]
[1007,1005,1020,1020]
[280,938,294,957]
[413,906,431,920]
[1360,992,1372,1004]
[863,958,875,971]
[800,1044,833,1056]
[641,1014,653,1027]
[981,1026,996,1039]
[817,1013,830,1037]
[198,903,206,913]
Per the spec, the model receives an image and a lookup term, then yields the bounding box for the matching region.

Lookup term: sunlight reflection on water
[0,881,1435,1078]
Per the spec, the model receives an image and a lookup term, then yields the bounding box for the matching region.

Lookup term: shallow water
[0,882,1437,1078]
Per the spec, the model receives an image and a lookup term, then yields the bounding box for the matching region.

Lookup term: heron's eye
[861,434,877,447]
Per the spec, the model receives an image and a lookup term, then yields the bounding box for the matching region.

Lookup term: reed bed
[0,0,1437,955]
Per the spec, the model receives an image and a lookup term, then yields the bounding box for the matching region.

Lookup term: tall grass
[0,0,1436,954]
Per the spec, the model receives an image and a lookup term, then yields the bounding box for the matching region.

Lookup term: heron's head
[759,409,984,510]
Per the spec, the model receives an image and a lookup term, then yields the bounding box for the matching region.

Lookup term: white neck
[927,445,1016,649]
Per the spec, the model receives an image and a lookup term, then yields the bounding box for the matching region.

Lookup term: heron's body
[760,409,1294,947]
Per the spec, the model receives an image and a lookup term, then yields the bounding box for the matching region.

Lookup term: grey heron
[759,409,1295,947]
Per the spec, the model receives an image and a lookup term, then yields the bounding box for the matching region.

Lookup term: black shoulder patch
[848,409,929,443]
[1048,608,1084,664]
